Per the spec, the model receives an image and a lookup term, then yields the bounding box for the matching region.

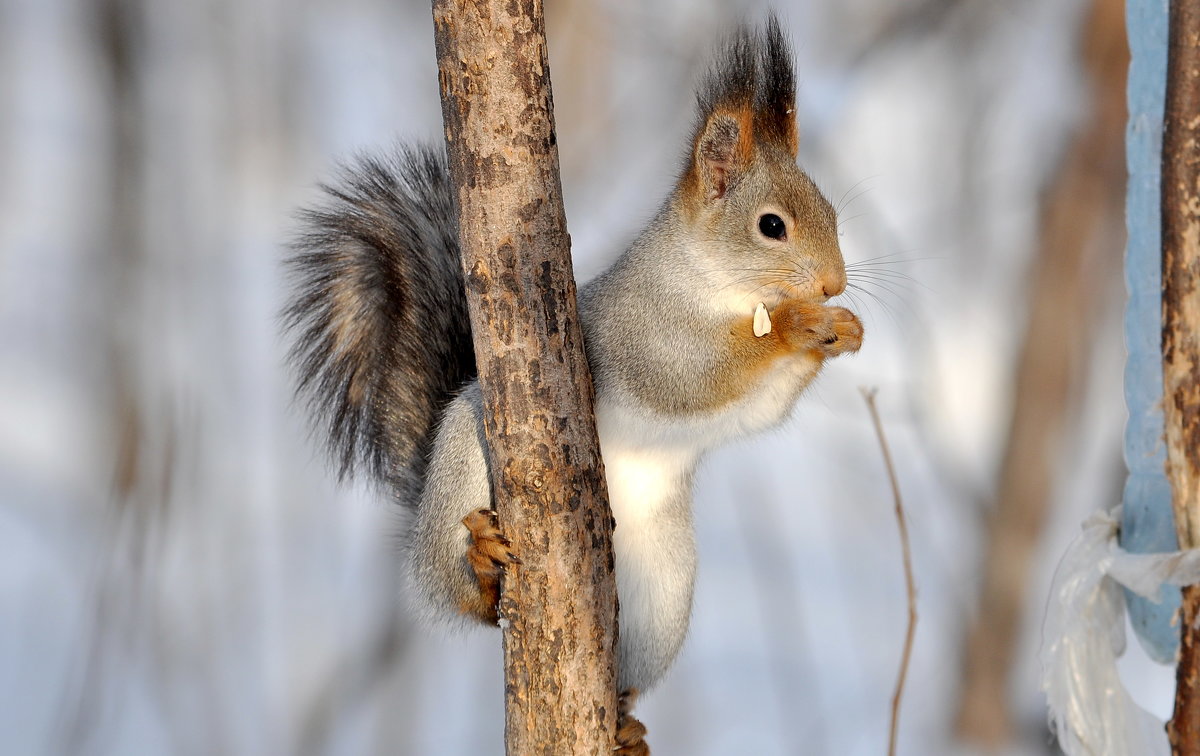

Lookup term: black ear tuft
[694,23,757,123]
[754,14,798,156]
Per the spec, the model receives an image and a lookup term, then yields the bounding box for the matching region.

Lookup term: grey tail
[283,144,475,506]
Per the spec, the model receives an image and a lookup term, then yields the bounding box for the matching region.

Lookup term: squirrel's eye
[758,213,786,240]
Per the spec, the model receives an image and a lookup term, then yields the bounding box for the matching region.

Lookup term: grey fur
[406,384,492,625]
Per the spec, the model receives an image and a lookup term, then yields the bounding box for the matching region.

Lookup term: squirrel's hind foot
[461,509,520,625]
[615,688,650,756]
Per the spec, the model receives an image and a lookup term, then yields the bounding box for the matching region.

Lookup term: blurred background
[0,0,1172,753]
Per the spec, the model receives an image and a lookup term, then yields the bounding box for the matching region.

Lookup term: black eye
[758,213,786,240]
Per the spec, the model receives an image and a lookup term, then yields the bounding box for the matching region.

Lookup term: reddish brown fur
[781,117,798,158]
[615,688,650,756]
[731,106,756,169]
[722,299,862,393]
[640,300,862,416]
[460,508,519,624]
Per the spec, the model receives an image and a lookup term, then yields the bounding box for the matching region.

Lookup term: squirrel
[285,14,861,754]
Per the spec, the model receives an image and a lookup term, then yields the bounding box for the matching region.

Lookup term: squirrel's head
[677,15,845,309]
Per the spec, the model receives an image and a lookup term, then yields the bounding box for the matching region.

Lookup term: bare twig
[860,388,917,756]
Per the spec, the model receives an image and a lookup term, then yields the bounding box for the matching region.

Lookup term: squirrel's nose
[820,272,847,299]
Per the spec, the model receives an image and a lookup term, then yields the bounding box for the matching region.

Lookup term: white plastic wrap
[1043,508,1200,755]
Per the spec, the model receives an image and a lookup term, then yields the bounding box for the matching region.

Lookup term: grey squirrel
[285,15,861,752]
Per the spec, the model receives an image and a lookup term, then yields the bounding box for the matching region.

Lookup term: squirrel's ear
[693,108,753,202]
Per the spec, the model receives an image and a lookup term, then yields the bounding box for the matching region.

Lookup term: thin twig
[860,388,917,756]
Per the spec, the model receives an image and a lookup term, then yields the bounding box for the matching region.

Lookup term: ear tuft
[754,15,798,157]
[679,14,800,205]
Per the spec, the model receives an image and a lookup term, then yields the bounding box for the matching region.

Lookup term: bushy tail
[283,144,475,505]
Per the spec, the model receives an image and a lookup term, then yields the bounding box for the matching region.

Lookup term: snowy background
[0,0,1174,753]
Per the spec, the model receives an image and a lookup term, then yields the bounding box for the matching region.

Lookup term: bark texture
[1164,0,1200,750]
[430,1,620,754]
[954,0,1127,743]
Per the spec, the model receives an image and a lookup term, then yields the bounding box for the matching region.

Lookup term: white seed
[753,302,772,337]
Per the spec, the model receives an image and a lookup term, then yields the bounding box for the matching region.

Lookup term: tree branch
[861,388,917,756]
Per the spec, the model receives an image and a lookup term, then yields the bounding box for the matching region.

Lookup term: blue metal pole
[1121,0,1176,664]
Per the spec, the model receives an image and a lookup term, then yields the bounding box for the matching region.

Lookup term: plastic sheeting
[1044,508,1199,755]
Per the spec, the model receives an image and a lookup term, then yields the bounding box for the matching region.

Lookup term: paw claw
[615,688,649,754]
[464,510,520,572]
[461,508,519,625]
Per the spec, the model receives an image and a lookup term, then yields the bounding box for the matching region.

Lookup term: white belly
[600,440,697,692]
[593,350,822,690]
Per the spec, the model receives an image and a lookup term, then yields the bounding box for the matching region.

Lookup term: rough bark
[430,1,620,754]
[1163,0,1200,750]
[954,0,1127,744]
[1173,589,1200,753]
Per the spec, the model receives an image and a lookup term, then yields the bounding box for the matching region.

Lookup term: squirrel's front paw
[820,306,863,356]
[462,509,520,625]
[772,301,863,357]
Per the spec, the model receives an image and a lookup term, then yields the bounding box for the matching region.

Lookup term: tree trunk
[1163,0,1200,750]
[430,1,620,754]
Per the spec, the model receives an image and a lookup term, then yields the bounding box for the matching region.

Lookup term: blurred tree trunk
[61,0,151,749]
[1163,0,1200,750]
[98,0,146,507]
[955,0,1128,744]
[431,1,620,754]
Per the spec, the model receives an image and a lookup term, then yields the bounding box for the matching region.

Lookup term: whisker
[834,175,880,216]
[847,266,914,280]
[848,276,914,301]
[848,279,921,322]
[846,283,904,329]
[716,275,781,293]
[845,250,937,267]
[848,270,935,296]
[847,271,921,291]
[840,288,870,320]
[697,265,802,278]
[713,273,797,298]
